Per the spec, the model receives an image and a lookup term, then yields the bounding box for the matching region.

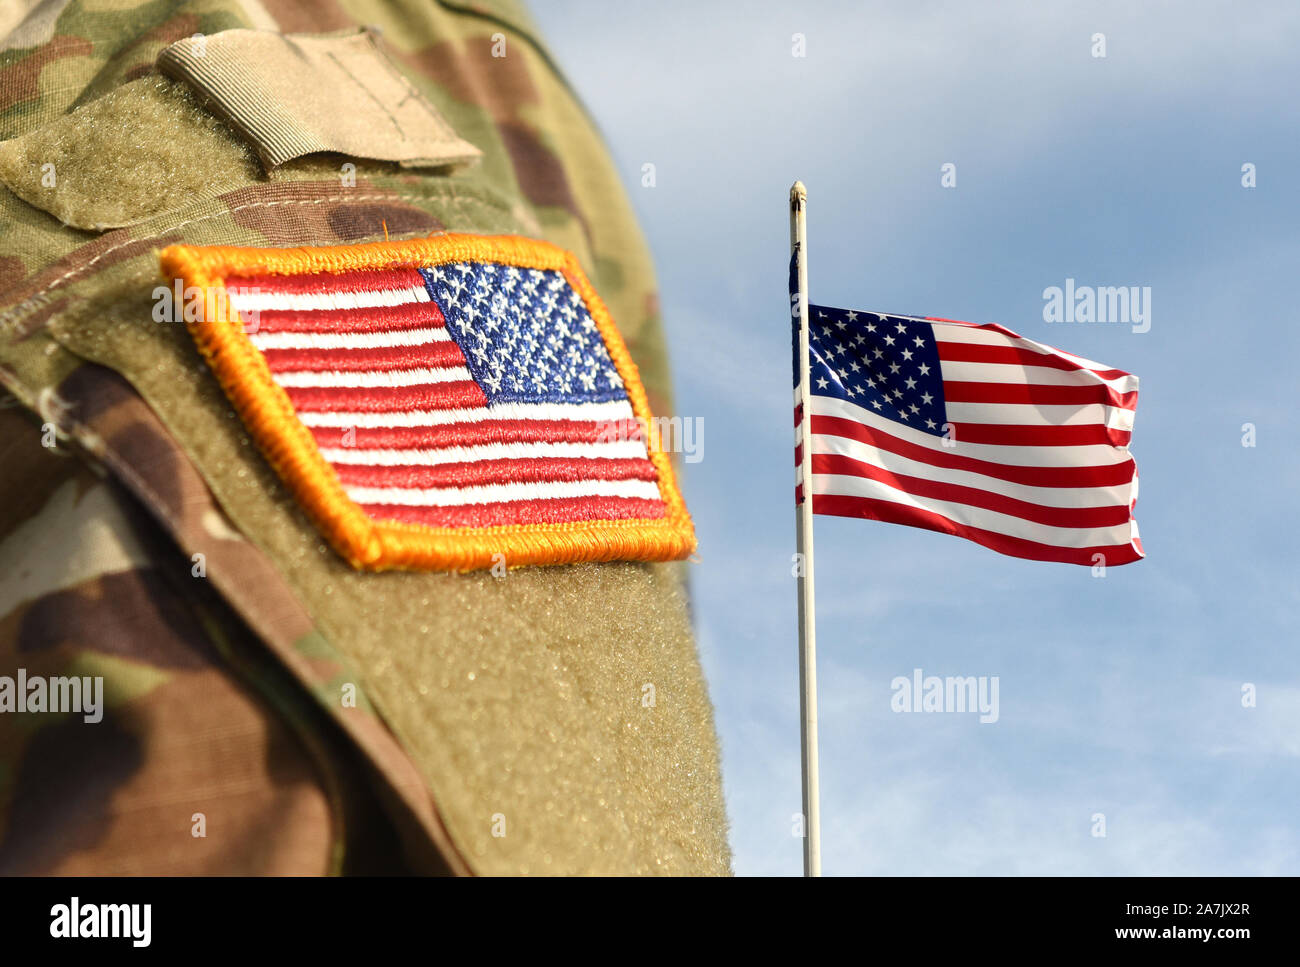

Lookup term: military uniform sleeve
[0,0,729,875]
[0,399,350,873]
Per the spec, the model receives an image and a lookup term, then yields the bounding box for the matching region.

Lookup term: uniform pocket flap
[157,28,482,172]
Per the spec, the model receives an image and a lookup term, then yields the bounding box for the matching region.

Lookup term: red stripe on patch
[283,382,488,413]
[332,457,660,490]
[262,342,468,373]
[245,301,446,334]
[226,268,428,293]
[362,495,667,528]
[308,418,643,450]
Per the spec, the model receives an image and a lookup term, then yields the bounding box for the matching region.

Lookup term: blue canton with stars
[791,249,948,435]
[419,263,626,405]
[805,305,948,436]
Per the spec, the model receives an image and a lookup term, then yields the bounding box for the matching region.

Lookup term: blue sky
[531,0,1300,875]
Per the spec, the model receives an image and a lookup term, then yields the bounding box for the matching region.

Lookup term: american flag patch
[161,234,694,571]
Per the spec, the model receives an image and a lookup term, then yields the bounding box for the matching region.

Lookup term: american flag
[793,285,1143,567]
[223,261,668,530]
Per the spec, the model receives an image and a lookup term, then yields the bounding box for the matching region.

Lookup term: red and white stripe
[226,269,667,529]
[797,317,1142,566]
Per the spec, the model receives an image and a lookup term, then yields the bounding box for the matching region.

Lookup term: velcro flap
[157,28,482,171]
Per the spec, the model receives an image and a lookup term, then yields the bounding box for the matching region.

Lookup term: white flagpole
[790,181,822,877]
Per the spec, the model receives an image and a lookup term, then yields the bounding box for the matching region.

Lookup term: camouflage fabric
[0,0,729,875]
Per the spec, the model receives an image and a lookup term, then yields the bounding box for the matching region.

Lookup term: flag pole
[790,181,822,877]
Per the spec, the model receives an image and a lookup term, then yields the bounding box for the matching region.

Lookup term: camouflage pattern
[0,1,729,874]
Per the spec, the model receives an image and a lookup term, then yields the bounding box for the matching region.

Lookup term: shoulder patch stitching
[159,234,695,572]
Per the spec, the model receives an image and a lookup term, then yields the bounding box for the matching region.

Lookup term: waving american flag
[793,273,1142,567]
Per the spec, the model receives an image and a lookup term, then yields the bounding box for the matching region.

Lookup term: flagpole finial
[790,181,807,208]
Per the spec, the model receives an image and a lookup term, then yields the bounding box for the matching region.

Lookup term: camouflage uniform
[0,0,729,875]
